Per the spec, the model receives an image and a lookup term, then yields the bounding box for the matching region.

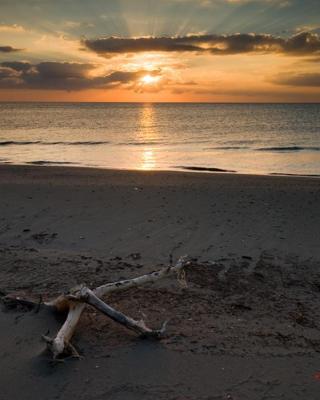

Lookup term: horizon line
[0,101,319,105]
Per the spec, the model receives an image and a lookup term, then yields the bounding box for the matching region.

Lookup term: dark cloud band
[83,32,320,57]
[0,45,23,53]
[0,61,152,90]
[272,72,320,87]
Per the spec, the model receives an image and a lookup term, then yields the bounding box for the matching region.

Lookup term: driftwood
[73,287,168,338]
[1,256,190,359]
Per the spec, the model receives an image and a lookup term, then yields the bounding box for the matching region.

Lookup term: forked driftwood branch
[1,256,190,359]
[70,287,168,338]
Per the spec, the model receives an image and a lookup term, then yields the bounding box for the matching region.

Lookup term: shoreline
[1,161,320,180]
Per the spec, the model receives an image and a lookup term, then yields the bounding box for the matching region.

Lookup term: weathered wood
[43,302,86,358]
[1,295,41,310]
[79,287,167,338]
[93,255,190,298]
[1,293,47,315]
[45,294,73,313]
[3,256,190,359]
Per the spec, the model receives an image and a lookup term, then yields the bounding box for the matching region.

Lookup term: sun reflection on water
[138,104,157,170]
[141,148,155,170]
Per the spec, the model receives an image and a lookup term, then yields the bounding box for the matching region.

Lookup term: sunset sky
[0,0,319,102]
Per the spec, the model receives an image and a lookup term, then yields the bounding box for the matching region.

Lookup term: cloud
[174,85,320,102]
[0,46,23,53]
[0,61,155,90]
[1,61,31,71]
[295,24,320,34]
[169,0,291,6]
[0,24,25,33]
[304,57,320,63]
[84,32,320,57]
[272,72,320,87]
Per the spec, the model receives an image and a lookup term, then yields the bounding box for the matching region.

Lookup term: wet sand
[1,164,320,399]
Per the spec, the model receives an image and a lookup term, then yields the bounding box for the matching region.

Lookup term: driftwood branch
[74,287,168,338]
[93,255,190,298]
[43,302,86,359]
[1,256,190,359]
[1,295,43,311]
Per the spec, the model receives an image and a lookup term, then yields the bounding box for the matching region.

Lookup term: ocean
[0,102,319,176]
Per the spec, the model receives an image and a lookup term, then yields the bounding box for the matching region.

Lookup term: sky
[0,0,319,102]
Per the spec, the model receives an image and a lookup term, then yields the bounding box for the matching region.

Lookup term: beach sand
[1,164,320,399]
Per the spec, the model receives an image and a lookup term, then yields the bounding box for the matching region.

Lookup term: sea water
[0,102,319,176]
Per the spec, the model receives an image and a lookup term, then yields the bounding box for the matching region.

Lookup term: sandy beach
[1,164,320,400]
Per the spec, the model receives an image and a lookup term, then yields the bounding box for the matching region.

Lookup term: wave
[117,141,163,146]
[207,145,320,152]
[207,146,250,150]
[117,139,211,146]
[176,165,236,173]
[256,146,320,152]
[0,141,41,146]
[26,160,77,165]
[270,172,320,177]
[0,140,110,146]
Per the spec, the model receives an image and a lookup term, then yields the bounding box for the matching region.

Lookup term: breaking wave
[256,146,320,152]
[0,140,110,146]
[176,165,236,173]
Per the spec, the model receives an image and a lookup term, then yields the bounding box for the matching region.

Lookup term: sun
[141,74,160,85]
